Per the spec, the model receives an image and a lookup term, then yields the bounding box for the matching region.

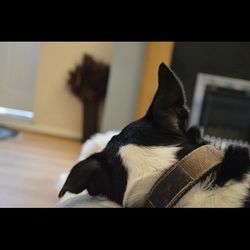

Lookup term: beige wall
[32,42,114,139]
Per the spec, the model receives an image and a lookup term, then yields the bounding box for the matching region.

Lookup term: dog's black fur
[59,63,250,207]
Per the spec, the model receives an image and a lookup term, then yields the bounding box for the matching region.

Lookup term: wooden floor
[0,131,81,207]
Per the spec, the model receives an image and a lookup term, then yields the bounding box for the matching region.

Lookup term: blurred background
[1,42,250,207]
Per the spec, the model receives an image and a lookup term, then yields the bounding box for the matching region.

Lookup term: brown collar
[145,145,224,208]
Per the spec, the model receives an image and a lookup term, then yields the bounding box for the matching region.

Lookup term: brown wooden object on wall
[67,54,109,142]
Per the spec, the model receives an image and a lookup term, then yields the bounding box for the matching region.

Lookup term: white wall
[2,42,114,139]
[101,42,146,132]
[0,42,41,111]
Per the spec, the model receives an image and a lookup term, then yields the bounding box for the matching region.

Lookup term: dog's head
[59,63,193,207]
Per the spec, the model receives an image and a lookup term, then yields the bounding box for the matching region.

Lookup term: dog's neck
[118,144,180,207]
[174,174,250,207]
[145,145,224,208]
[119,144,250,208]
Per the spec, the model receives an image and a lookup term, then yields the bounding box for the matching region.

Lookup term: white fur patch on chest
[118,144,180,207]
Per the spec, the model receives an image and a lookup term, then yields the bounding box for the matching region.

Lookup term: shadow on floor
[0,125,18,140]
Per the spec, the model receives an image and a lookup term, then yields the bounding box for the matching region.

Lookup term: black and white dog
[59,63,250,208]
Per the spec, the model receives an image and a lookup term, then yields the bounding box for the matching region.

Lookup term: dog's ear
[146,63,189,133]
[58,155,108,198]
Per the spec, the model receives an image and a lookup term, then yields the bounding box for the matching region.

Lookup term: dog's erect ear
[146,63,189,132]
[58,156,108,198]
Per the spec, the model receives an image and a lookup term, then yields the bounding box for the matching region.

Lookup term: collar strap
[145,145,223,208]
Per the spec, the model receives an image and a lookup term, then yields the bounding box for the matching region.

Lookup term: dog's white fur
[175,173,250,207]
[119,145,179,207]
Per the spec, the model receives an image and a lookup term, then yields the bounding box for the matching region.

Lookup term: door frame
[135,42,175,119]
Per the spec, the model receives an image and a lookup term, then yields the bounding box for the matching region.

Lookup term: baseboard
[0,116,82,140]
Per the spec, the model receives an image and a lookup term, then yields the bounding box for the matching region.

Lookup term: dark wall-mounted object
[67,54,109,142]
[171,42,250,107]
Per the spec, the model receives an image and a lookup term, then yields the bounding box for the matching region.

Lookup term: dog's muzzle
[145,145,223,208]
